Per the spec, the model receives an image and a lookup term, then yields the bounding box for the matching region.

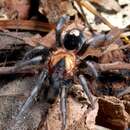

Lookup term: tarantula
[10,14,99,130]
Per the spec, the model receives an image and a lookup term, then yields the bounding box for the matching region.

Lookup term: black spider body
[12,14,95,130]
[63,29,85,51]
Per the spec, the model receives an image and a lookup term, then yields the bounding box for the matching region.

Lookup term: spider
[9,14,103,130]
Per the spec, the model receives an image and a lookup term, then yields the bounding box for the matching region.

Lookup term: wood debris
[0,0,130,130]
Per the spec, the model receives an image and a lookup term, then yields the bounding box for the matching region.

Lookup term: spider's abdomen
[63,29,85,51]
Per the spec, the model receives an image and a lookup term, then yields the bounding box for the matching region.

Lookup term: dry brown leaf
[0,0,31,19]
[89,0,121,13]
[39,0,77,23]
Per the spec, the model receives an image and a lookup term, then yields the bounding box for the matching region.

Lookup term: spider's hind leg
[60,82,70,130]
[46,58,71,130]
[86,61,98,78]
[79,74,95,109]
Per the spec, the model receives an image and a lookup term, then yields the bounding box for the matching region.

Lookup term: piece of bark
[0,0,31,19]
[123,100,130,128]
[123,100,130,116]
[38,96,98,130]
[89,0,121,13]
[0,20,55,32]
[39,30,56,48]
[96,62,130,71]
[39,0,77,23]
[100,47,124,63]
[96,96,129,130]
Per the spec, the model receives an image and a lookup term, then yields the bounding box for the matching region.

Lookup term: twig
[101,44,130,56]
[80,34,130,60]
[0,20,55,32]
[76,0,114,29]
[95,62,130,71]
[0,32,24,41]
[74,0,95,34]
[0,66,34,74]
[0,65,44,75]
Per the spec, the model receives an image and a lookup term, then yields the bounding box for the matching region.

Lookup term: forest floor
[0,0,130,130]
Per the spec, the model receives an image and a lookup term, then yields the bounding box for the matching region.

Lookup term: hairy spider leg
[22,45,49,61]
[60,80,72,130]
[47,59,66,102]
[86,61,98,78]
[15,70,48,123]
[13,56,43,71]
[56,14,70,47]
[47,58,71,130]
[8,46,50,129]
[87,34,106,47]
[60,84,68,130]
[11,45,50,72]
[116,87,130,98]
[86,28,124,48]
[79,74,95,109]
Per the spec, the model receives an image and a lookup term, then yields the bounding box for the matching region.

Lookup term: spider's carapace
[49,48,76,77]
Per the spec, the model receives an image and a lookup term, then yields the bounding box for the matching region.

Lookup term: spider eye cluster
[63,29,85,51]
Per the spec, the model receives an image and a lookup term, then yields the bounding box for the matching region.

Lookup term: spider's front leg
[11,45,50,73]
[22,45,49,61]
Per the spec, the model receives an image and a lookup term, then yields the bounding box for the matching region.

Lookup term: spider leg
[56,14,70,47]
[13,55,43,72]
[22,45,49,61]
[86,61,98,78]
[60,84,68,130]
[0,46,49,75]
[79,74,95,109]
[85,27,124,48]
[11,45,50,72]
[47,59,66,103]
[86,34,106,47]
[16,70,48,120]
[47,58,70,129]
[116,87,130,97]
